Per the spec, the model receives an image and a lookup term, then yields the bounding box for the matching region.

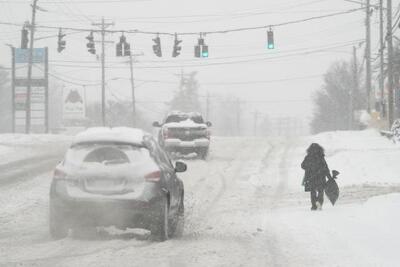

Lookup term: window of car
[65,143,151,168]
[165,114,187,123]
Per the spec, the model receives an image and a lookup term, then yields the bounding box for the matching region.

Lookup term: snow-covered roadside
[259,130,400,267]
[268,193,400,267]
[309,129,400,186]
[0,134,72,164]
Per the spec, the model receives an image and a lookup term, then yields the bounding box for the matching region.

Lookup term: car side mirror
[206,121,212,127]
[332,170,340,179]
[152,121,161,127]
[175,161,187,173]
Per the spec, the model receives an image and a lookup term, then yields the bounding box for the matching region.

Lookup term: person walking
[301,143,332,210]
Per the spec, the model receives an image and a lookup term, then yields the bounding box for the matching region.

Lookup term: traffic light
[267,29,274,49]
[195,45,201,58]
[152,36,162,57]
[201,45,208,58]
[195,37,208,58]
[172,34,182,57]
[116,42,123,57]
[57,28,66,53]
[86,31,96,55]
[116,34,131,57]
[124,42,131,56]
[21,27,29,49]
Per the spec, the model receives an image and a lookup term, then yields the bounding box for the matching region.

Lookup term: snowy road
[1,134,400,267]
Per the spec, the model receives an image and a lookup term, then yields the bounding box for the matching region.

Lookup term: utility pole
[387,0,394,127]
[379,0,385,118]
[101,18,106,126]
[205,93,210,121]
[129,54,136,127]
[366,0,372,113]
[351,46,358,130]
[92,18,114,127]
[253,110,259,136]
[26,0,38,133]
[236,99,241,136]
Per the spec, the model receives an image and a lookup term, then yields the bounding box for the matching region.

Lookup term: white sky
[0,0,398,125]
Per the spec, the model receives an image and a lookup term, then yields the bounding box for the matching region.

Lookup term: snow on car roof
[165,119,206,127]
[72,127,147,146]
[165,110,203,118]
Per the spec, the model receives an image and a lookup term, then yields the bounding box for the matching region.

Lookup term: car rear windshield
[165,115,187,123]
[65,143,151,167]
[165,114,204,124]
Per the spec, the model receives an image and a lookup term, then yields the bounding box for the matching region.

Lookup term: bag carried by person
[302,174,311,192]
[325,170,340,205]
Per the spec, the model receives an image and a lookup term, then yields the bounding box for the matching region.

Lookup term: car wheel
[49,201,69,239]
[151,197,169,241]
[198,148,209,159]
[171,194,185,238]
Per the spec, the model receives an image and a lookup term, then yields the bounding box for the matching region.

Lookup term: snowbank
[0,134,72,164]
[273,193,400,267]
[307,129,400,186]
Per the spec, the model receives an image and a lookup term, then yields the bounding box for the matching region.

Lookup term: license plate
[86,179,122,189]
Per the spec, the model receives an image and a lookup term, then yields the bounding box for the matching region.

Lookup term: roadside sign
[63,87,86,120]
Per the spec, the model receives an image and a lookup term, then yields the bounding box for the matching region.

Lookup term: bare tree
[169,71,202,113]
[311,61,366,134]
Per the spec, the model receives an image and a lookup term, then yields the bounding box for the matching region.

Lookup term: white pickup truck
[153,111,212,159]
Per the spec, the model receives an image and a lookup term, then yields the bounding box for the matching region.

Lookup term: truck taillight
[53,168,67,180]
[163,128,170,139]
[145,170,161,182]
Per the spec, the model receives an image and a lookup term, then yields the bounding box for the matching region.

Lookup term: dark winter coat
[301,154,331,189]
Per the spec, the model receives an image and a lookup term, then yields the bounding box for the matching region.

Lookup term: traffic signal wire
[0,7,364,37]
[46,39,363,69]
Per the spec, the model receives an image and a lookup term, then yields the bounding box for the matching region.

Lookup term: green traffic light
[202,51,209,57]
[267,43,274,49]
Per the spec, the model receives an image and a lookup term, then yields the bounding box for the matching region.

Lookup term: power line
[0,7,364,36]
[47,39,363,69]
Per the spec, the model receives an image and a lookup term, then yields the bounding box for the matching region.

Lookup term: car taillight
[145,170,161,182]
[53,168,67,180]
[206,130,211,139]
[163,128,170,139]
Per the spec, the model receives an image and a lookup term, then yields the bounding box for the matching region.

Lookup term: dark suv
[153,111,212,159]
[49,127,186,241]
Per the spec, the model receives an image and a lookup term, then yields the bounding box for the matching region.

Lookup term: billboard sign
[63,87,86,120]
[12,47,48,133]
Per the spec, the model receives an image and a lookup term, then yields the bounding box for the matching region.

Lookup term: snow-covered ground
[0,134,71,165]
[0,130,399,266]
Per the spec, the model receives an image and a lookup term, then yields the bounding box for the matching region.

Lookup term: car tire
[49,201,69,239]
[151,197,169,241]
[171,194,185,238]
[198,148,209,159]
